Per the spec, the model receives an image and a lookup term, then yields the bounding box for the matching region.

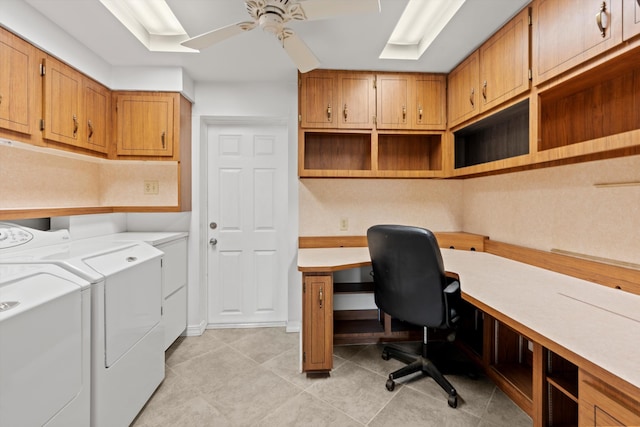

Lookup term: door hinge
[39,62,45,76]
[161,306,163,316]
[303,352,306,363]
[373,77,376,89]
[39,119,45,131]
[161,259,163,267]
[298,114,302,123]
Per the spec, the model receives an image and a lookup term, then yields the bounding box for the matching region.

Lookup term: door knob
[209,238,218,246]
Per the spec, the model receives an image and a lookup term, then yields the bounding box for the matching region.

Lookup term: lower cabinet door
[302,273,333,372]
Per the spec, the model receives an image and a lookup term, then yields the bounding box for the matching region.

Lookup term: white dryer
[0,223,165,427]
[0,261,90,427]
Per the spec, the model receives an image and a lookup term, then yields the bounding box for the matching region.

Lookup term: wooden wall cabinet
[623,0,640,40]
[376,73,446,130]
[299,70,445,178]
[113,92,177,158]
[0,29,39,139]
[449,7,530,129]
[478,7,530,113]
[533,0,623,85]
[447,51,480,128]
[299,71,375,130]
[42,55,110,155]
[302,273,333,373]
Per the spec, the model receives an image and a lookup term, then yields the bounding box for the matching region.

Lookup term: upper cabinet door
[82,79,110,154]
[0,29,37,136]
[533,0,623,85]
[42,55,82,147]
[447,51,480,128]
[413,74,446,130]
[338,72,375,129]
[376,74,410,129]
[299,72,338,128]
[623,0,640,40]
[114,92,175,157]
[479,7,530,112]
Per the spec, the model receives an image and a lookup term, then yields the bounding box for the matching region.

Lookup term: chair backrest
[367,224,448,328]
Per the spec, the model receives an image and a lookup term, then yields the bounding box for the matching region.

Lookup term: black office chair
[367,224,461,408]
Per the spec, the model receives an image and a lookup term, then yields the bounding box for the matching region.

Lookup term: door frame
[198,116,293,330]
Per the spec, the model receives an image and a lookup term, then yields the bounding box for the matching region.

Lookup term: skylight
[99,0,195,52]
[380,0,466,60]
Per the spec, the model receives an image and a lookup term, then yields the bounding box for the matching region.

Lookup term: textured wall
[299,178,464,236]
[462,155,640,266]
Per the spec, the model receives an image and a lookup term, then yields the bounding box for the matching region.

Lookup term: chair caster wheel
[448,395,458,408]
[381,351,390,361]
[385,379,395,391]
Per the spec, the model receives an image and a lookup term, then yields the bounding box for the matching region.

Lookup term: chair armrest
[443,280,460,294]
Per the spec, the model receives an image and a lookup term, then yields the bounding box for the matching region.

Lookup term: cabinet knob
[343,104,348,122]
[418,105,423,121]
[482,81,487,102]
[402,105,406,122]
[327,104,332,121]
[469,88,475,108]
[161,131,166,149]
[72,114,78,138]
[319,287,323,308]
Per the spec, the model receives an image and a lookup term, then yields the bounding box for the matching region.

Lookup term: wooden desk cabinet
[302,273,333,372]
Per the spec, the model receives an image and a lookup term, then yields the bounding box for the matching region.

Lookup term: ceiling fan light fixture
[380,0,466,60]
[99,0,195,52]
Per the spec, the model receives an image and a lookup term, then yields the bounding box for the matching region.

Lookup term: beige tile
[199,365,302,426]
[255,391,363,427]
[369,386,481,427]
[306,361,395,424]
[131,367,231,427]
[261,347,317,389]
[165,331,226,368]
[230,327,298,364]
[478,388,532,427]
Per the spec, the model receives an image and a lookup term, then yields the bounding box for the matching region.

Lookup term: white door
[207,121,288,325]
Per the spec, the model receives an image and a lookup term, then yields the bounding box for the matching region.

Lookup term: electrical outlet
[144,180,159,195]
[339,217,349,231]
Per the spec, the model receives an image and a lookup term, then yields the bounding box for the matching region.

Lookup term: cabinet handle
[161,131,166,149]
[319,287,323,308]
[469,88,475,108]
[402,105,406,122]
[418,105,423,121]
[87,120,94,140]
[327,103,332,121]
[72,114,78,138]
[596,1,608,38]
[0,94,2,105]
[343,104,348,121]
[482,81,487,102]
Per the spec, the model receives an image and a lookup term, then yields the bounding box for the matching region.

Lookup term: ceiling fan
[181,0,381,73]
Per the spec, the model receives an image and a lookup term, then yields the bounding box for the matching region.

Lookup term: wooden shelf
[454,99,529,169]
[378,134,442,171]
[492,363,533,400]
[303,132,371,171]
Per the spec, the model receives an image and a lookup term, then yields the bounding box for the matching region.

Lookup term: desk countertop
[297,247,640,389]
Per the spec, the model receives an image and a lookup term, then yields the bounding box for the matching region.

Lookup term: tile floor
[132,327,532,427]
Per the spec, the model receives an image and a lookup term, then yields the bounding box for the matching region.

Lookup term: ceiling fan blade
[282,32,320,73]
[299,0,380,21]
[181,22,256,50]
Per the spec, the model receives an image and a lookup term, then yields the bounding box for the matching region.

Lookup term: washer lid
[83,242,162,276]
[0,263,89,320]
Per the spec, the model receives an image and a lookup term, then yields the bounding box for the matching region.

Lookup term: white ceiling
[23,0,531,83]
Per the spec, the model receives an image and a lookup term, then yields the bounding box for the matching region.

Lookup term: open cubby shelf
[539,61,640,151]
[303,132,372,170]
[378,134,442,171]
[454,99,529,168]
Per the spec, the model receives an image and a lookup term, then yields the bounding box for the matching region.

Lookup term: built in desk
[298,238,640,426]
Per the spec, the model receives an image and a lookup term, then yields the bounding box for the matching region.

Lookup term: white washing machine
[0,262,90,427]
[0,223,165,427]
